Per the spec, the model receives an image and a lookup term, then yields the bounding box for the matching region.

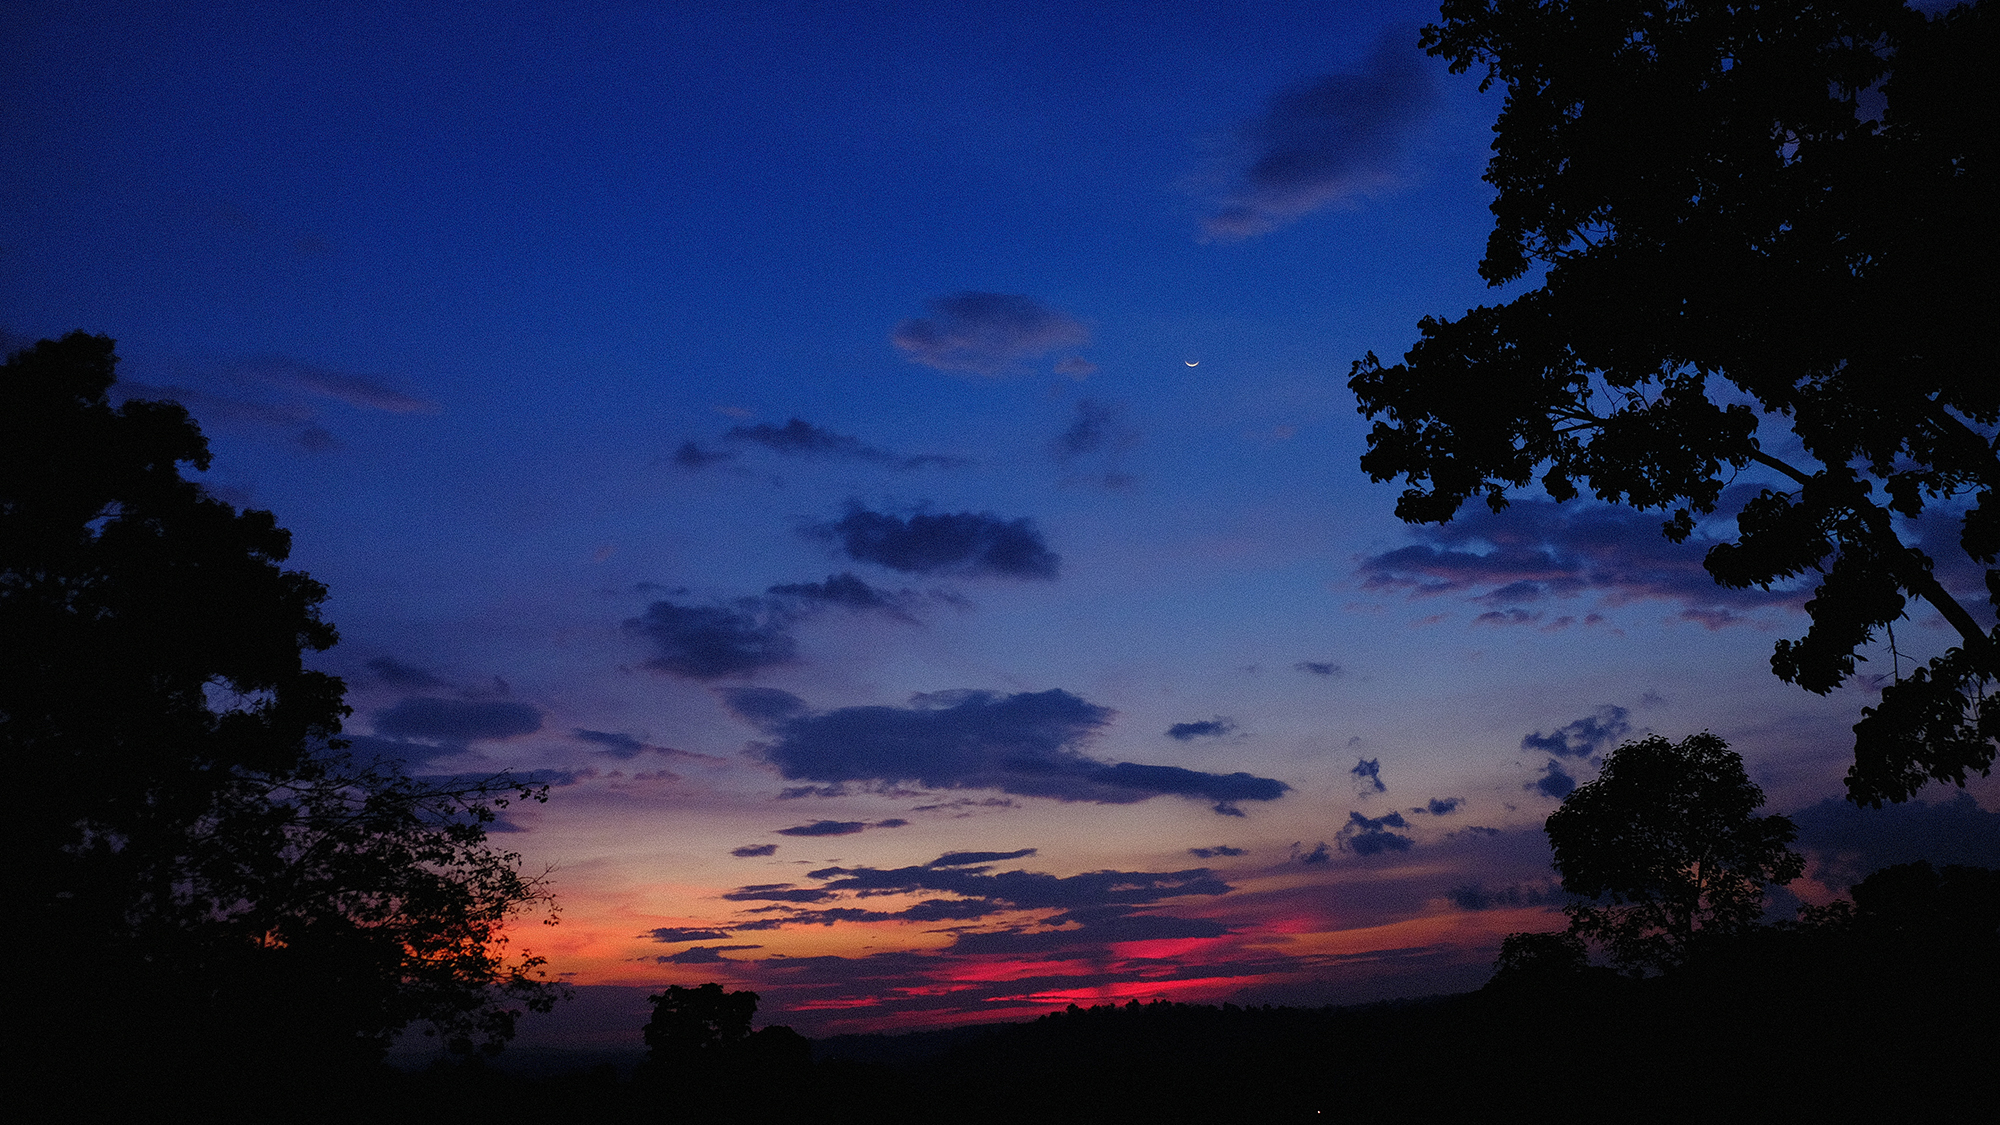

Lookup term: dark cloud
[773,818,909,838]
[730,844,779,858]
[1522,705,1632,759]
[1050,398,1139,489]
[930,849,1038,868]
[721,884,839,904]
[1791,791,2000,887]
[775,820,867,837]
[626,600,795,679]
[946,911,1232,956]
[1413,797,1463,816]
[366,656,450,690]
[656,945,762,964]
[723,418,966,470]
[1201,28,1437,240]
[816,503,1060,580]
[371,697,543,743]
[1296,841,1333,865]
[708,856,1234,941]
[1188,845,1245,859]
[1351,757,1386,794]
[720,686,811,724]
[737,688,1287,813]
[1339,811,1414,856]
[1527,760,1578,800]
[1167,717,1236,741]
[645,927,736,943]
[1357,497,1805,628]
[891,292,1090,375]
[573,728,665,759]
[1295,661,1342,676]
[765,572,913,614]
[1447,881,1561,911]
[672,440,734,469]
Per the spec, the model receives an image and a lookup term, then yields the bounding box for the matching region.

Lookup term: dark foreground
[33,916,1996,1125]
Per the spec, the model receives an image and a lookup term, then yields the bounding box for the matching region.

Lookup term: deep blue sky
[7,0,1994,1040]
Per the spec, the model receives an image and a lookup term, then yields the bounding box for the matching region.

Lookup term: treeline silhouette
[355,863,1995,1125]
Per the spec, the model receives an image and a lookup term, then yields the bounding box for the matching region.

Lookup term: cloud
[371,697,543,743]
[672,441,734,469]
[1296,841,1333,864]
[731,844,779,858]
[1200,28,1437,240]
[645,927,737,943]
[1521,705,1632,759]
[1295,661,1342,676]
[1357,498,1805,628]
[815,503,1060,579]
[1188,845,1245,859]
[731,688,1288,813]
[573,728,666,759]
[1527,760,1578,800]
[1413,797,1463,816]
[719,686,811,724]
[724,418,966,470]
[1050,399,1139,489]
[1351,757,1386,794]
[243,356,438,414]
[656,945,762,964]
[773,818,911,838]
[765,572,915,614]
[1339,811,1414,856]
[366,656,450,690]
[115,355,437,453]
[774,820,867,837]
[625,600,795,679]
[1167,717,1236,741]
[930,849,1038,868]
[892,292,1090,375]
[1791,791,2000,887]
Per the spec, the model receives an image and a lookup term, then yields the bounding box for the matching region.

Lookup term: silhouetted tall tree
[2,333,559,1086]
[1545,733,1803,973]
[1351,1,1997,804]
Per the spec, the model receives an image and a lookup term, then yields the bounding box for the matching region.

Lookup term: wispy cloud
[1357,498,1805,628]
[892,292,1090,375]
[1200,28,1437,240]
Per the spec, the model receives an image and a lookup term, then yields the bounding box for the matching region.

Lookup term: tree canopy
[1545,733,1803,972]
[1351,0,1997,805]
[3,332,560,1082]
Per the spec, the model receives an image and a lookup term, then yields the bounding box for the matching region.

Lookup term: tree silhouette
[3,333,560,1084]
[1546,733,1803,973]
[1350,1,1997,805]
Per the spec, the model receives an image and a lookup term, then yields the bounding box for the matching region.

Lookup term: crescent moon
[1186,360,1199,367]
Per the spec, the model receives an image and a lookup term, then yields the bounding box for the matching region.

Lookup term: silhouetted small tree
[1546,733,1803,973]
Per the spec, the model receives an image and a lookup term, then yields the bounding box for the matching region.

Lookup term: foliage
[643,982,760,1061]
[1350,1,1999,804]
[2,332,559,1073]
[1546,733,1803,973]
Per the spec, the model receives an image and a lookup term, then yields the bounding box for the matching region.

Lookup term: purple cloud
[727,688,1288,814]
[1201,28,1437,240]
[1357,499,1806,627]
[892,292,1090,375]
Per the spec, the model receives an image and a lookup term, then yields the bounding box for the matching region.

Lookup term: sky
[6,0,1997,1046]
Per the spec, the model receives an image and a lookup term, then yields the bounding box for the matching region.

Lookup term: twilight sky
[7,0,1997,1043]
